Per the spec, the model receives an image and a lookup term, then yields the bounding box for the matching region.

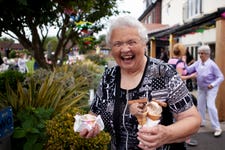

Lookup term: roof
[148,7,225,39]
[0,41,24,50]
[143,24,169,33]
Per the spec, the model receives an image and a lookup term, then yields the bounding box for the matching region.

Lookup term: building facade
[138,0,225,121]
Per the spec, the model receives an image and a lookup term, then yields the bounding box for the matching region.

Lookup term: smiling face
[110,27,147,72]
[198,50,210,62]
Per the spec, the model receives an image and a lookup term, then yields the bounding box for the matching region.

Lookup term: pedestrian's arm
[210,64,224,87]
[186,61,198,74]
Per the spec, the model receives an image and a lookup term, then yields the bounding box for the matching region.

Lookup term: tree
[0,37,15,43]
[0,0,119,69]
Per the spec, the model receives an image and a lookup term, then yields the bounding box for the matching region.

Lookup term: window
[188,0,202,18]
[148,15,152,23]
[183,0,202,21]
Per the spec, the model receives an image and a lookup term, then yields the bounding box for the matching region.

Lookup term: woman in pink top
[168,43,196,80]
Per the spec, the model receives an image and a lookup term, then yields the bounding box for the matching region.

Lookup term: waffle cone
[147,113,161,121]
[136,111,147,126]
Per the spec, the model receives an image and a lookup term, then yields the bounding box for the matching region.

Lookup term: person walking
[79,16,201,150]
[187,45,224,137]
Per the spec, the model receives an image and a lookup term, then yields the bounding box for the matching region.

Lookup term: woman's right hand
[79,123,100,138]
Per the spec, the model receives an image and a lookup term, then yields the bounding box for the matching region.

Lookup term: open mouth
[121,55,135,61]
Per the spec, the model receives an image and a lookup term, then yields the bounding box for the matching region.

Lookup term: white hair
[105,16,148,46]
[198,45,211,54]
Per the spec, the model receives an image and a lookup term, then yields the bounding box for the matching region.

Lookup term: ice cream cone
[147,113,161,121]
[136,111,148,126]
[147,101,162,121]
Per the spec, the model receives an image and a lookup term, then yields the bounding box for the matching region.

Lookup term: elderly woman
[79,16,201,150]
[187,45,224,137]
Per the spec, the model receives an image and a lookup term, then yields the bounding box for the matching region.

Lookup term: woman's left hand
[137,125,169,150]
[129,103,147,115]
[208,84,213,89]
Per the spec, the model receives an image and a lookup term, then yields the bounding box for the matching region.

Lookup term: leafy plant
[0,62,105,149]
[69,60,104,90]
[12,107,54,150]
[0,70,87,116]
[45,107,111,150]
[85,54,108,66]
[9,50,17,58]
[0,70,25,95]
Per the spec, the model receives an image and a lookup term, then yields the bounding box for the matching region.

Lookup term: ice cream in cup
[74,114,105,132]
[80,114,96,126]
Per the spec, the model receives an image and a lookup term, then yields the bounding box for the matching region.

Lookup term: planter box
[0,106,13,150]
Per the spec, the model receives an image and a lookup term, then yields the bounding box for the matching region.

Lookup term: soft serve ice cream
[129,98,167,128]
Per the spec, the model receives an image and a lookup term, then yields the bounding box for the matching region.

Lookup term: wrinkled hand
[190,73,197,79]
[137,125,169,150]
[208,84,213,89]
[79,123,100,138]
[129,103,147,116]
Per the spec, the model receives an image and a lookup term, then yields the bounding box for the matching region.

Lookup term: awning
[148,7,225,39]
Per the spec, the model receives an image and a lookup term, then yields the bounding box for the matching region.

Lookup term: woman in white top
[18,53,28,73]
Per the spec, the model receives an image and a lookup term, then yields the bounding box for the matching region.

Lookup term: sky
[96,0,144,36]
[117,0,143,19]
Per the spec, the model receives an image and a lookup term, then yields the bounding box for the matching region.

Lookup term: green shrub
[0,66,90,149]
[9,50,17,58]
[12,107,54,150]
[60,61,104,112]
[0,69,87,116]
[69,60,104,90]
[0,62,105,149]
[85,54,107,66]
[0,70,25,95]
[45,107,111,150]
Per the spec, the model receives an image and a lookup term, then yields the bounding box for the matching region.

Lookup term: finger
[138,126,154,133]
[137,129,159,146]
[151,125,160,135]
[93,124,100,137]
[138,142,156,150]
[129,103,140,115]
[138,141,146,149]
[138,133,155,145]
[138,103,145,109]
[86,129,94,138]
[79,129,89,138]
[86,124,100,138]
